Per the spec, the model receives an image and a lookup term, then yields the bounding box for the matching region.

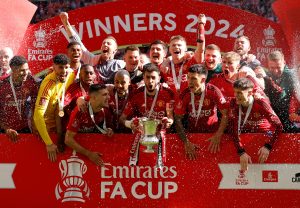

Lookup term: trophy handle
[81,164,87,174]
[59,160,68,178]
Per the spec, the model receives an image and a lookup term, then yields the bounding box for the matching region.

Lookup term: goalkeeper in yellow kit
[34,54,75,162]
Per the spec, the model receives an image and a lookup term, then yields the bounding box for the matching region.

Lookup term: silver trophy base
[140,135,159,153]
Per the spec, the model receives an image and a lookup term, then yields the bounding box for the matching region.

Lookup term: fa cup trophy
[139,117,162,153]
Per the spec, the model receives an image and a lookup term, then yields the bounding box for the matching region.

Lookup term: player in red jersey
[0,47,13,79]
[56,64,97,150]
[64,64,97,114]
[0,56,39,141]
[74,69,135,133]
[233,35,261,70]
[65,84,113,166]
[174,64,228,159]
[149,40,168,67]
[120,63,174,130]
[289,66,300,132]
[228,78,282,171]
[210,51,264,101]
[160,14,206,95]
[107,70,136,133]
[289,93,300,128]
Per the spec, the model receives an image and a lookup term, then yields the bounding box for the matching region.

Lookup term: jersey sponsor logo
[262,170,278,182]
[189,109,212,118]
[145,110,165,119]
[246,120,264,126]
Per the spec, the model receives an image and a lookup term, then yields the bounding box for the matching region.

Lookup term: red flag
[273,0,300,67]
[0,0,37,53]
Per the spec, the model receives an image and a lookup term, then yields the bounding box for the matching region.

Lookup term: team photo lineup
[1,10,299,173]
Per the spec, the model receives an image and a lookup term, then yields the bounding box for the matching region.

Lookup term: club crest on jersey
[204,98,210,106]
[157,100,165,108]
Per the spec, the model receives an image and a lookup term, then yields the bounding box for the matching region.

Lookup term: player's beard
[146,84,156,93]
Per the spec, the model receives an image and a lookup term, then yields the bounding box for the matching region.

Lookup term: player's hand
[59,12,69,25]
[254,66,266,78]
[106,128,114,137]
[258,146,270,163]
[184,52,193,61]
[46,144,58,162]
[198,14,206,25]
[6,129,19,143]
[76,97,87,112]
[162,117,173,128]
[131,122,142,133]
[184,141,199,160]
[206,133,221,153]
[240,153,252,172]
[87,151,104,166]
[246,54,256,63]
[137,60,143,72]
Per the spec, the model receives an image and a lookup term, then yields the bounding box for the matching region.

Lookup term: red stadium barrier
[0,133,299,207]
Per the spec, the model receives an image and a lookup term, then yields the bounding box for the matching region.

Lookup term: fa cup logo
[55,151,90,202]
[262,25,276,47]
[33,26,47,48]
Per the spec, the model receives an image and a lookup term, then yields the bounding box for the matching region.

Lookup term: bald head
[114,70,130,96]
[0,47,14,68]
[115,70,130,80]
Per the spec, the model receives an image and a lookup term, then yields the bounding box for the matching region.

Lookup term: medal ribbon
[238,96,254,135]
[144,84,160,119]
[9,76,22,119]
[191,86,206,127]
[88,102,107,134]
[171,60,184,91]
[56,79,66,113]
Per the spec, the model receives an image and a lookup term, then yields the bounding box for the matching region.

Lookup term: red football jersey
[0,75,39,130]
[123,85,174,120]
[289,93,300,115]
[160,56,197,96]
[108,85,136,133]
[228,97,283,153]
[64,82,88,115]
[175,83,227,133]
[67,106,112,133]
[209,74,235,99]
[210,74,266,101]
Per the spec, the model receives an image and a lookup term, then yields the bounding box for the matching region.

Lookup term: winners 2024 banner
[17,0,291,74]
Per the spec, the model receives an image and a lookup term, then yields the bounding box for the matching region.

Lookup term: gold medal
[58,110,64,117]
